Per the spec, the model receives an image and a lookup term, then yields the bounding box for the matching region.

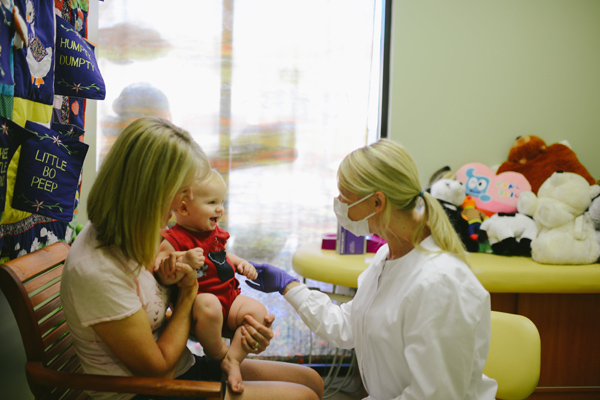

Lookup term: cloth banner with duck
[13,0,55,105]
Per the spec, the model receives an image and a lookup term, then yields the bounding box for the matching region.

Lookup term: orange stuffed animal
[496,135,595,194]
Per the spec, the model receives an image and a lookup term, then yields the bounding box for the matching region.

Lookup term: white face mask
[333,193,376,237]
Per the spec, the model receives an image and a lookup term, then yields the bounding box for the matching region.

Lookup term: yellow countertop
[291,242,600,293]
[292,243,373,288]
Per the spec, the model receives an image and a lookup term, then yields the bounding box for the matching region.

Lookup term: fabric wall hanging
[51,121,84,140]
[54,15,105,100]
[0,3,16,90]
[12,120,88,222]
[0,0,98,262]
[13,0,56,105]
[0,116,34,218]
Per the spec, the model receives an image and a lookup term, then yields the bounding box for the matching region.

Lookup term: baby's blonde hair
[337,139,468,263]
[202,169,226,185]
[88,117,210,268]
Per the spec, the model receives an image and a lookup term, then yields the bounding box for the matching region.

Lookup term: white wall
[388,0,600,186]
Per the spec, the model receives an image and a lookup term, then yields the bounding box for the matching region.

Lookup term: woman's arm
[92,263,199,378]
[285,283,355,349]
[246,263,355,349]
[282,280,300,295]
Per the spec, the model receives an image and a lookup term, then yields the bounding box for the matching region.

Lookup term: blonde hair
[202,169,226,186]
[88,117,210,268]
[175,169,226,217]
[337,139,468,263]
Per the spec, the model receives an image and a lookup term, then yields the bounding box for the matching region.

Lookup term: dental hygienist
[246,139,498,399]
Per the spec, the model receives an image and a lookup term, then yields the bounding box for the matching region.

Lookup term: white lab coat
[285,237,498,400]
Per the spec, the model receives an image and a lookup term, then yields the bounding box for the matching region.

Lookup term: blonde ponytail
[338,139,468,264]
[420,191,468,264]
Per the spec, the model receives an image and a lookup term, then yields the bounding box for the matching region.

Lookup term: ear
[177,201,190,216]
[373,191,386,213]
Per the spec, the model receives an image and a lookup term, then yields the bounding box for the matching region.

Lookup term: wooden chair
[0,242,223,399]
[484,311,541,400]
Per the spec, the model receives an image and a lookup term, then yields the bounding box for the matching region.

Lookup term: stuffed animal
[518,171,600,265]
[428,179,478,252]
[461,195,489,242]
[586,195,600,262]
[496,135,596,194]
[479,212,538,256]
[455,163,531,216]
[426,166,456,190]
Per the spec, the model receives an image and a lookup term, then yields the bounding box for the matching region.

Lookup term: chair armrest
[26,362,223,398]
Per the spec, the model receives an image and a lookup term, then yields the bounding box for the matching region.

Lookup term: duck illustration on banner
[13,0,54,105]
[25,0,52,88]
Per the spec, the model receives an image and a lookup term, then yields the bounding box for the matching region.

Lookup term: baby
[155,170,267,393]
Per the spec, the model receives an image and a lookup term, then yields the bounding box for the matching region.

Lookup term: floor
[322,375,366,400]
[327,388,365,400]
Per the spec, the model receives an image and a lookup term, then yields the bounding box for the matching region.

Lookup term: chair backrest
[0,242,222,400]
[0,242,85,399]
[484,311,541,400]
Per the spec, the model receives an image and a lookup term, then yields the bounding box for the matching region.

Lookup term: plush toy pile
[427,136,600,264]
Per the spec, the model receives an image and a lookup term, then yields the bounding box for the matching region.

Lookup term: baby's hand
[184,248,205,270]
[237,260,257,280]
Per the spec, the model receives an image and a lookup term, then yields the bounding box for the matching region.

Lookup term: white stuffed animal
[429,178,466,207]
[479,212,538,256]
[518,171,600,264]
[586,195,600,262]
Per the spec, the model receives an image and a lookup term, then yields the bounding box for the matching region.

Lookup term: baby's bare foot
[221,354,243,393]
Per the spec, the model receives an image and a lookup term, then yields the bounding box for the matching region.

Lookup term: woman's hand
[155,250,187,283]
[176,260,198,289]
[241,314,275,354]
[245,262,298,294]
[171,259,198,308]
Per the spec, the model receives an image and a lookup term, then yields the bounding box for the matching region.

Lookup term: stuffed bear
[479,212,538,256]
[496,135,596,194]
[518,171,600,265]
[428,179,478,252]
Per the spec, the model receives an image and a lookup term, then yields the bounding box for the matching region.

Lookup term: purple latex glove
[245,262,299,294]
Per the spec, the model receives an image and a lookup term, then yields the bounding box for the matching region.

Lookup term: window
[97,0,385,359]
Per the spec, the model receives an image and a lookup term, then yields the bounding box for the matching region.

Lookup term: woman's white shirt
[60,222,194,400]
[285,236,498,400]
